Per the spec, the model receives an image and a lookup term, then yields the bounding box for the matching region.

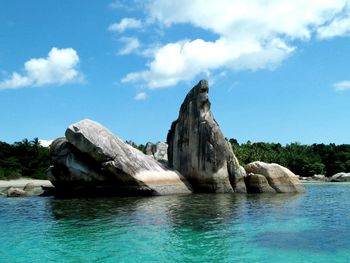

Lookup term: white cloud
[122,0,350,88]
[108,0,141,11]
[333,80,350,91]
[0,47,82,90]
[122,37,294,89]
[108,18,142,33]
[118,37,140,55]
[134,92,148,100]
[39,139,53,147]
[109,0,125,9]
[318,13,350,39]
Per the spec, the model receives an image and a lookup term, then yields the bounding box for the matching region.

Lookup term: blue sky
[1,0,350,145]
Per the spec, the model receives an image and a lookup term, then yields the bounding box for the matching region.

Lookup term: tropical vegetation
[0,138,349,180]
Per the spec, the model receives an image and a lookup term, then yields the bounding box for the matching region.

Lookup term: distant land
[1,137,349,180]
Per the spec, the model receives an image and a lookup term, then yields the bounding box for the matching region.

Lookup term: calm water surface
[1,183,350,262]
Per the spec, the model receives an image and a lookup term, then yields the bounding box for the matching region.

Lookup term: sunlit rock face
[167,80,246,193]
[329,172,350,182]
[48,119,192,196]
[245,161,305,193]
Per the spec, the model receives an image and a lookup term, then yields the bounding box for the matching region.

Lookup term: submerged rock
[167,80,246,193]
[49,119,192,196]
[245,161,304,193]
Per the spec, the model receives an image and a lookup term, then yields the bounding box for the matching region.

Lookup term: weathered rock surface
[167,80,246,193]
[330,172,350,182]
[144,142,168,163]
[245,161,304,193]
[244,173,276,193]
[48,119,192,196]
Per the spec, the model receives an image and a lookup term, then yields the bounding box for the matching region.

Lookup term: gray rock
[48,137,103,184]
[312,174,326,181]
[49,120,192,196]
[245,161,304,193]
[23,183,45,196]
[144,142,168,162]
[244,173,276,193]
[330,172,350,182]
[144,142,153,156]
[7,187,27,197]
[167,80,246,193]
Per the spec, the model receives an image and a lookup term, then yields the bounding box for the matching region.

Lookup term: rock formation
[48,119,192,196]
[244,161,304,193]
[144,142,168,163]
[330,172,350,182]
[167,80,246,193]
[46,80,306,197]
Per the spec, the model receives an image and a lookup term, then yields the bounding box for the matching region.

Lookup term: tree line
[0,138,50,180]
[229,139,350,177]
[0,138,349,180]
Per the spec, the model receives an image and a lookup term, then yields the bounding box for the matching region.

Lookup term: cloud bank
[121,0,350,89]
[0,47,82,90]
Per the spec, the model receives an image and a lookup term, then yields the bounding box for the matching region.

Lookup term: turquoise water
[1,183,350,262]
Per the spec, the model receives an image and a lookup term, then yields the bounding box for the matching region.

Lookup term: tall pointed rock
[167,80,246,193]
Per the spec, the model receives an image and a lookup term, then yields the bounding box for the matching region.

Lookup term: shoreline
[0,178,53,196]
[301,180,350,184]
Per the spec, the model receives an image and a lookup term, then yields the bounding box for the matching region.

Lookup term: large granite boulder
[144,142,168,163]
[245,161,304,193]
[167,80,246,193]
[48,119,192,196]
[329,172,350,182]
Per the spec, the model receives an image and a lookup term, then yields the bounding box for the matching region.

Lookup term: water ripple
[0,184,349,262]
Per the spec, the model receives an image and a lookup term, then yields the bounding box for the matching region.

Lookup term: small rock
[244,173,276,193]
[330,172,350,182]
[7,187,27,197]
[23,183,45,196]
[312,174,326,181]
[144,142,168,162]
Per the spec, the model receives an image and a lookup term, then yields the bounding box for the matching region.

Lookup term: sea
[0,183,349,263]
